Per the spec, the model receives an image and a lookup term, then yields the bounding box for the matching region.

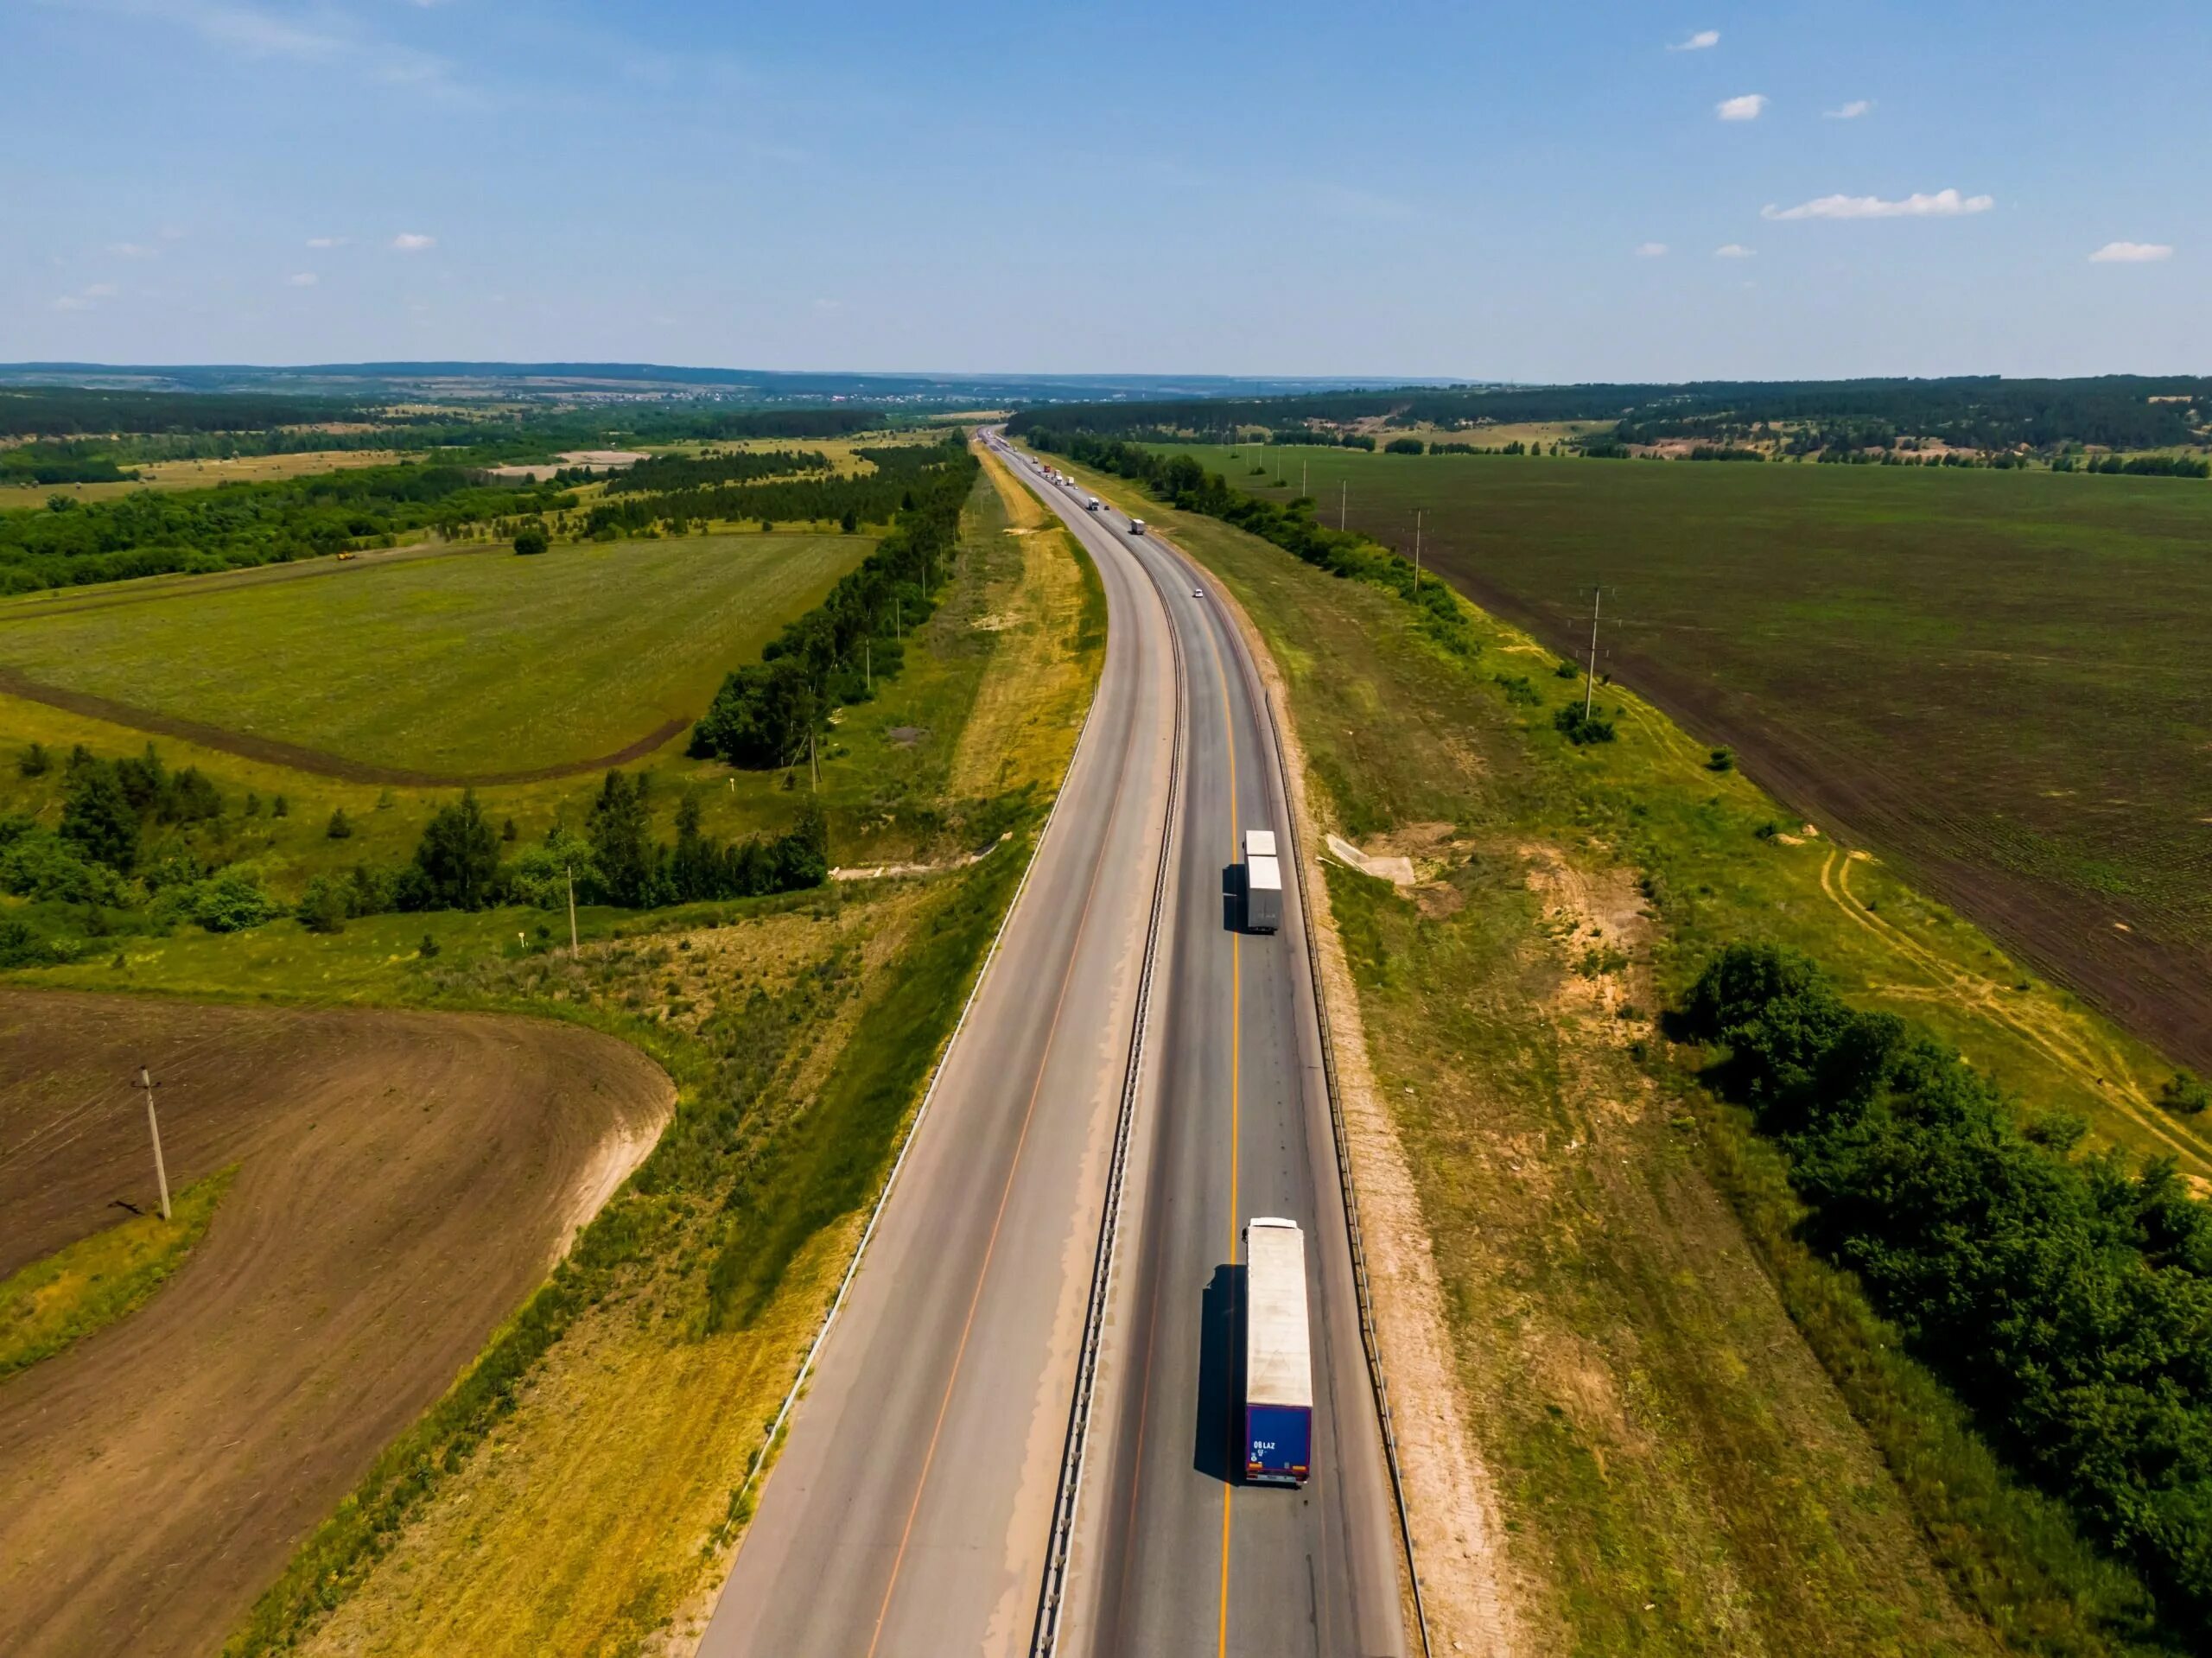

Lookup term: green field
[0,535,868,776]
[1152,444,2212,1072]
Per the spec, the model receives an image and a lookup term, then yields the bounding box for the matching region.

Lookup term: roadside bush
[296,875,348,935]
[1684,943,2212,1634]
[1384,436,1425,455]
[0,916,62,968]
[0,820,129,905]
[168,867,283,933]
[16,741,50,778]
[327,807,353,839]
[1707,746,1735,772]
[404,791,503,911]
[1492,674,1541,707]
[1553,705,1617,745]
[2160,1070,2211,1115]
[1554,660,1580,679]
[512,522,550,556]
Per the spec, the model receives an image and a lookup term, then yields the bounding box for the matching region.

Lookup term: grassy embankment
[1048,447,2190,1656]
[146,445,1103,1657]
[1157,441,2212,1089]
[0,1166,233,1378]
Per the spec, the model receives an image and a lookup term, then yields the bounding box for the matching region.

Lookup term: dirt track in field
[0,542,696,785]
[0,988,673,1658]
[0,665,692,786]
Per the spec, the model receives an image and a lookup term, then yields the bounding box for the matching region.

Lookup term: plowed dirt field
[0,989,672,1658]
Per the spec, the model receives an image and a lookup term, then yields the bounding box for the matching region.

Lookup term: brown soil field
[0,989,673,1658]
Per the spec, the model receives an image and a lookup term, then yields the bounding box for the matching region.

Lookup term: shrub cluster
[1683,943,2212,1633]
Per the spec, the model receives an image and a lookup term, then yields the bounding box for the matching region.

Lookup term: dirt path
[1815,848,2212,1175]
[0,664,691,785]
[0,989,674,1658]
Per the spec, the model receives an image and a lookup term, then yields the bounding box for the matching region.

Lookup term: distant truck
[1243,1217,1313,1486]
[1128,518,1147,536]
[1084,497,1101,511]
[1243,827,1281,933]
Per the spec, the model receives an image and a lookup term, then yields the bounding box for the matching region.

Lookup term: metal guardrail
[1007,439,1433,1658]
[723,438,1113,1544]
[1123,491,1438,1658]
[1027,505,1187,1658]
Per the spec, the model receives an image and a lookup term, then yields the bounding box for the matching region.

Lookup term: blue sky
[7,0,2207,379]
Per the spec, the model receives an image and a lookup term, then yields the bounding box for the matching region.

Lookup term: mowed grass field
[1157,444,2212,1070]
[0,448,411,511]
[0,533,868,777]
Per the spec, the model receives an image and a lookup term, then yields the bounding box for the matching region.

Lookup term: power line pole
[1584,585,1604,720]
[864,638,872,693]
[1413,507,1424,593]
[1340,478,1347,530]
[565,864,579,956]
[810,729,819,793]
[137,1066,171,1222]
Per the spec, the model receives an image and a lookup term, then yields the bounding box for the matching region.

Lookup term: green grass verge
[1,1166,234,1379]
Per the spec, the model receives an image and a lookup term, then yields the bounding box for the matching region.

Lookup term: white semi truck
[1243,828,1281,933]
[1242,1217,1313,1485]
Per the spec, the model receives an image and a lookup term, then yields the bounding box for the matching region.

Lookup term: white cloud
[1824,99,1872,119]
[51,281,120,310]
[2088,241,2173,264]
[1713,244,1756,258]
[1635,242,1669,257]
[1763,188,1993,220]
[1716,92,1766,121]
[107,241,157,258]
[1668,29,1719,51]
[391,232,436,251]
[49,1,466,99]
[286,271,320,286]
[305,235,348,249]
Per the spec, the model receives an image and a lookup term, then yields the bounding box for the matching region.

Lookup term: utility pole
[1340,479,1347,530]
[1584,585,1604,719]
[809,729,819,793]
[864,638,872,693]
[137,1066,171,1222]
[565,864,579,956]
[1413,507,1424,593]
[1301,458,1307,497]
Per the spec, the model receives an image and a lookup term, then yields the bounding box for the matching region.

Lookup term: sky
[6,0,2209,381]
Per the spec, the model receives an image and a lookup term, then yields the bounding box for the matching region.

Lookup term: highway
[697,437,1403,1656]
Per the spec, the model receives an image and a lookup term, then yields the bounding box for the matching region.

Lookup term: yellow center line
[1201,607,1242,1658]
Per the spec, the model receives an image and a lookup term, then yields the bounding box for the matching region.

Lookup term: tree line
[582,437,969,542]
[298,777,828,931]
[690,444,978,768]
[599,448,832,496]
[1685,943,2212,1638]
[1007,377,2212,460]
[0,462,578,593]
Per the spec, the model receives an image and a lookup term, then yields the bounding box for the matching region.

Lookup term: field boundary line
[1055,450,1435,1658]
[1024,458,1186,1658]
[719,438,1110,1554]
[0,665,691,787]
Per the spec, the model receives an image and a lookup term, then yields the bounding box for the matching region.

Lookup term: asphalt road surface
[697,440,1403,1656]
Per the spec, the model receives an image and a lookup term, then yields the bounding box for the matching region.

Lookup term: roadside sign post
[137,1066,171,1222]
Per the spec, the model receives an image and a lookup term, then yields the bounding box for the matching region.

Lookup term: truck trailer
[1245,854,1282,933]
[1242,1217,1313,1486]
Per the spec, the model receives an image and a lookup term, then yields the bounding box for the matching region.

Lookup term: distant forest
[0,389,892,482]
[1006,377,2212,456]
